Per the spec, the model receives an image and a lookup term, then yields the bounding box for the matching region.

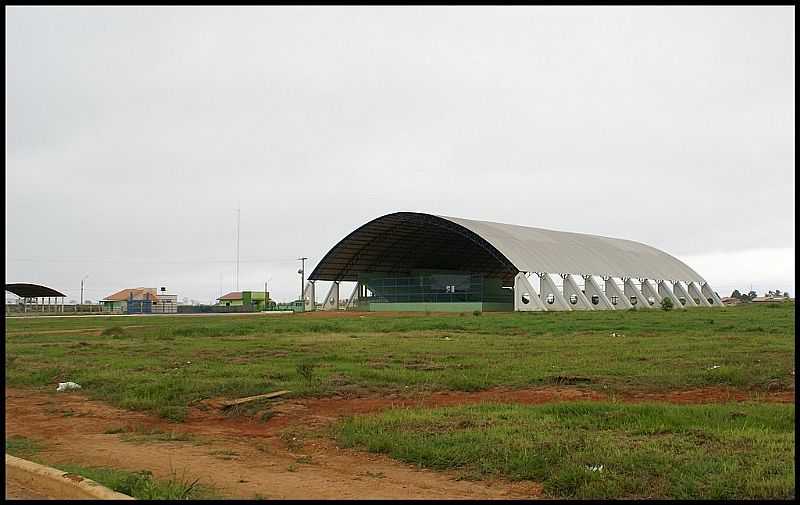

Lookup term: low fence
[177,305,260,314]
[5,304,110,315]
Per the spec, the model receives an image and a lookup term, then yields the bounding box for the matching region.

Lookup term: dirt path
[5,474,53,500]
[5,386,793,499]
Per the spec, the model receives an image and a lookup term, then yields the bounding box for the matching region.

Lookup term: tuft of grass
[100,326,127,338]
[281,430,305,452]
[111,425,201,445]
[5,435,42,458]
[296,362,317,381]
[337,401,795,500]
[54,464,218,500]
[208,449,239,460]
[295,454,313,464]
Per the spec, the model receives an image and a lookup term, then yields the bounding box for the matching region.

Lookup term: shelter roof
[309,212,705,283]
[5,283,66,298]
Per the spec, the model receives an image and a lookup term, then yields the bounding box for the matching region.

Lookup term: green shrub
[296,362,317,381]
[100,326,126,337]
[661,298,674,311]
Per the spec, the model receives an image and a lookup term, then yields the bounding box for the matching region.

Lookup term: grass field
[338,402,795,499]
[5,303,794,420]
[5,303,795,499]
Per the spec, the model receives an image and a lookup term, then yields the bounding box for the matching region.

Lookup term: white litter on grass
[610,332,623,337]
[56,382,82,392]
[586,464,604,472]
[708,365,721,370]
[442,336,452,341]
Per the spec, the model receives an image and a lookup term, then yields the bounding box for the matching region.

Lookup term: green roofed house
[216,291,270,309]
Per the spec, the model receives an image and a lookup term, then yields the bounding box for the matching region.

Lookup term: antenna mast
[236,205,241,291]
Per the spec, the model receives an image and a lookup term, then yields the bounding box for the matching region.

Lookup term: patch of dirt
[5,473,54,500]
[4,388,542,499]
[5,385,793,499]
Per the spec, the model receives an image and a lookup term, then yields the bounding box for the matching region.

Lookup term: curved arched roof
[5,283,66,298]
[309,212,705,283]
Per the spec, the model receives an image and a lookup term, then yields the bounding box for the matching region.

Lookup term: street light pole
[298,257,308,311]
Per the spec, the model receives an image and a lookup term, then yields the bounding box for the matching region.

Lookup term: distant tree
[784,292,791,298]
[774,289,782,297]
[661,298,674,311]
[731,289,742,299]
[747,290,757,300]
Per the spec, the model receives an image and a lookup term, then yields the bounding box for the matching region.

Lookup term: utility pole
[264,280,268,311]
[80,275,89,305]
[298,257,308,310]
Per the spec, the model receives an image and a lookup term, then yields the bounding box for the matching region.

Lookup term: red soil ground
[5,385,793,499]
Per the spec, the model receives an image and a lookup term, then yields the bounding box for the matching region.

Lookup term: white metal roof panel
[437,214,704,282]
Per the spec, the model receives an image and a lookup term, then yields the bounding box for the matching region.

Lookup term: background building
[101,287,178,314]
[216,291,270,310]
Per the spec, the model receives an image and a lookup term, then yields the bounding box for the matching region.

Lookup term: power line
[6,257,301,264]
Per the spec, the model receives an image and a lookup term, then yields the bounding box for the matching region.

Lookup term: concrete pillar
[672,281,697,307]
[640,279,663,306]
[583,275,615,310]
[539,274,572,311]
[303,281,316,311]
[701,282,724,306]
[604,277,633,309]
[562,274,593,310]
[688,282,712,307]
[322,282,340,311]
[624,278,654,309]
[657,280,685,309]
[345,282,361,310]
[514,272,546,311]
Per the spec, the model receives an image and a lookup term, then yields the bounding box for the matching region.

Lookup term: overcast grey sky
[5,6,795,303]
